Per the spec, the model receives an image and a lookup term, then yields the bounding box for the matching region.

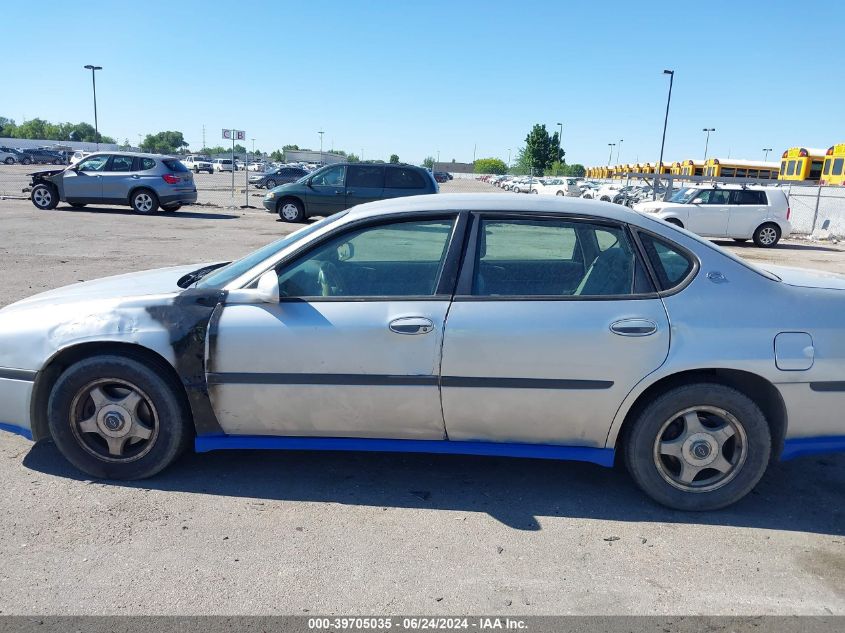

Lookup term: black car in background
[21,148,66,165]
[433,171,450,183]
[249,166,309,189]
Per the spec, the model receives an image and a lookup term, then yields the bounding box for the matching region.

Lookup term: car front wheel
[278,199,304,222]
[4,157,13,165]
[265,179,277,189]
[753,223,781,248]
[47,355,191,479]
[31,183,58,210]
[625,383,771,511]
[131,189,159,214]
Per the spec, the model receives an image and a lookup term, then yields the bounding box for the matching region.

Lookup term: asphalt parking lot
[0,183,843,616]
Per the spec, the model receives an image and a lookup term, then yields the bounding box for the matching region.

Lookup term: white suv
[633,185,791,247]
[212,158,234,173]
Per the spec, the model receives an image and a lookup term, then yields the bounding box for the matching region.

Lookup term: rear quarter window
[163,159,188,172]
[638,232,695,291]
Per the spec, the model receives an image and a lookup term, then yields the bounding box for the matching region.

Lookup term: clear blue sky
[4,0,843,166]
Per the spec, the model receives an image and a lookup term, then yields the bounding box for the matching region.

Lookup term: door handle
[389,317,434,335]
[334,190,344,195]
[131,175,140,179]
[610,318,657,336]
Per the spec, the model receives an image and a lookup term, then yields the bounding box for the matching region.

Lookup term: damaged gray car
[1,194,844,511]
[28,151,198,214]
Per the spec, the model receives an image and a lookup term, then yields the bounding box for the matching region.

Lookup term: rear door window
[385,167,426,189]
[163,159,188,172]
[108,155,134,171]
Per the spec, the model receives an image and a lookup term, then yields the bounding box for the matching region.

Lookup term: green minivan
[263,162,439,222]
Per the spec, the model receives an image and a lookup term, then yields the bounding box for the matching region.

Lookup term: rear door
[100,154,136,202]
[440,214,671,448]
[345,164,385,207]
[684,189,730,237]
[62,154,109,202]
[726,189,767,238]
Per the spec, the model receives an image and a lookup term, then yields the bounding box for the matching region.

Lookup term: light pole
[83,65,102,149]
[607,143,615,166]
[762,147,772,161]
[507,148,511,169]
[557,122,563,163]
[654,69,674,200]
[318,130,324,165]
[616,139,623,164]
[702,128,715,161]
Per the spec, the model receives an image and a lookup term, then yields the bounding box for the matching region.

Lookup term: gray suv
[28,152,198,214]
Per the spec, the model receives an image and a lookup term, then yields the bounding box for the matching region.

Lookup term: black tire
[4,157,13,165]
[556,190,565,196]
[265,179,277,189]
[47,354,191,480]
[193,167,199,174]
[752,222,781,248]
[22,157,32,165]
[624,383,771,511]
[31,183,59,210]
[733,238,748,243]
[130,188,159,214]
[161,203,182,213]
[278,198,305,222]
[665,218,684,228]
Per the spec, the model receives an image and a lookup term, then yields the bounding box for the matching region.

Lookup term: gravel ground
[0,184,843,616]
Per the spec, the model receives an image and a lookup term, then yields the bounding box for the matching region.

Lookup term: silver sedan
[0,194,843,510]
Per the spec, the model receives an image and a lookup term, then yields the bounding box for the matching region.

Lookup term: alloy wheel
[69,378,159,462]
[652,406,748,493]
[33,187,52,208]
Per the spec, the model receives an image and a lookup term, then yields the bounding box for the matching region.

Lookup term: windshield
[196,212,349,288]
[669,187,698,203]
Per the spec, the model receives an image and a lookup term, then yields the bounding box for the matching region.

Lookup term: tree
[282,144,299,151]
[522,124,563,176]
[474,157,507,175]
[567,163,586,178]
[389,154,400,164]
[346,153,360,163]
[422,156,435,169]
[270,149,284,162]
[0,117,16,137]
[141,131,188,154]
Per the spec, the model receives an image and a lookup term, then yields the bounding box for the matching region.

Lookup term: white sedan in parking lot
[0,194,843,512]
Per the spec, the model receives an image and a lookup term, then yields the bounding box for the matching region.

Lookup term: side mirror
[225,270,280,305]
[306,178,314,188]
[691,199,703,204]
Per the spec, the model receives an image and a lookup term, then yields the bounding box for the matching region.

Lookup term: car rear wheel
[22,157,32,165]
[753,223,780,248]
[31,183,58,210]
[131,189,159,214]
[556,190,564,196]
[278,199,304,222]
[625,383,771,511]
[4,157,13,165]
[47,355,191,480]
[265,179,277,189]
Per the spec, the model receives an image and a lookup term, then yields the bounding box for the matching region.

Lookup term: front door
[440,215,671,448]
[62,154,109,202]
[305,164,347,217]
[209,214,462,439]
[685,189,730,237]
[345,164,384,207]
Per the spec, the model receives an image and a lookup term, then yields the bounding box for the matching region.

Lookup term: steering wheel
[317,262,343,297]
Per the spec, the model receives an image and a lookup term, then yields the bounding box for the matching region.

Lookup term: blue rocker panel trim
[0,422,33,441]
[781,436,845,461]
[194,435,616,467]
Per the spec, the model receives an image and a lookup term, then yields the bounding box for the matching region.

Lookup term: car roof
[83,150,177,160]
[345,193,642,224]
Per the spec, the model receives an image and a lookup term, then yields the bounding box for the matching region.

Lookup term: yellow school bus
[656,162,672,175]
[670,161,683,175]
[680,160,705,178]
[704,159,780,180]
[821,144,845,186]
[639,163,653,174]
[778,147,826,182]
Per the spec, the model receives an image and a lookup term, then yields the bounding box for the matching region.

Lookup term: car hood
[762,264,845,291]
[28,168,65,178]
[2,263,210,312]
